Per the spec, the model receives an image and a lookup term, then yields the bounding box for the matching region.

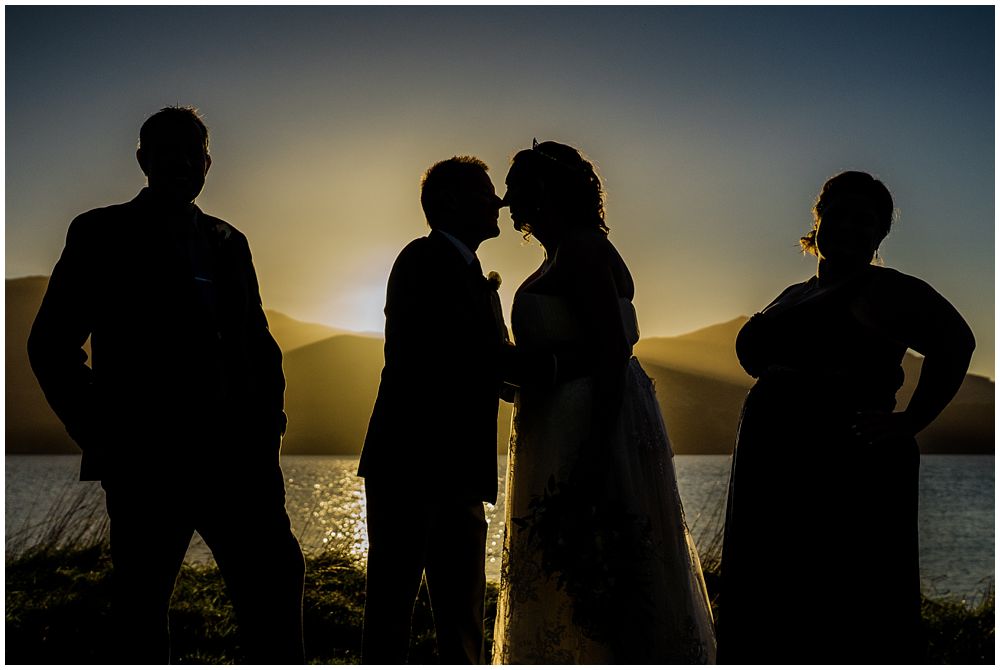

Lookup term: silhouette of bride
[718,171,975,663]
[492,140,716,663]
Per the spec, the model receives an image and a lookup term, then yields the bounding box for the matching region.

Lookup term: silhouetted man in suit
[358,156,510,663]
[28,106,305,664]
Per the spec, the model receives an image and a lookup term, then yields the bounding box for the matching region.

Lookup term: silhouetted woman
[492,141,715,663]
[718,171,975,663]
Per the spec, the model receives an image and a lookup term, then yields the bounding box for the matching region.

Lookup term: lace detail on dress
[492,294,716,664]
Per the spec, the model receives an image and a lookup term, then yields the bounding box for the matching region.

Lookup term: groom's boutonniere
[212,221,233,241]
[196,212,233,246]
[485,272,509,342]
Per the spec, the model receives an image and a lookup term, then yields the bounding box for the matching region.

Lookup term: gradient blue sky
[6,6,994,376]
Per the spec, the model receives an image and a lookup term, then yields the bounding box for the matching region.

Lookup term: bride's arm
[558,235,631,377]
[557,234,631,475]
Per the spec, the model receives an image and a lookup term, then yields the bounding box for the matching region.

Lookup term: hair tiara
[530,138,589,176]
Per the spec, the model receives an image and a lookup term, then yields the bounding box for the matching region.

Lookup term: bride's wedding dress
[492,292,717,663]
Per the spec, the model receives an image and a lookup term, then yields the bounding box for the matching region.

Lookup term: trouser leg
[198,471,306,664]
[104,481,193,664]
[361,479,429,664]
[424,502,487,664]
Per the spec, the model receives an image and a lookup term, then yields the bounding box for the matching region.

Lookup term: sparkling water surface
[6,454,993,599]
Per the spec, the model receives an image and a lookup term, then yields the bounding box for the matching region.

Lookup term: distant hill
[636,316,996,454]
[3,278,359,455]
[264,310,345,353]
[6,276,78,454]
[898,355,996,454]
[635,317,754,386]
[280,333,514,456]
[5,276,993,456]
[639,361,750,456]
[280,334,384,454]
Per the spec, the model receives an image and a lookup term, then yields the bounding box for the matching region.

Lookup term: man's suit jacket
[359,230,507,504]
[28,189,285,482]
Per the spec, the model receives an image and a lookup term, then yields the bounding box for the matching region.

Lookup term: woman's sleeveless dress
[492,293,716,663]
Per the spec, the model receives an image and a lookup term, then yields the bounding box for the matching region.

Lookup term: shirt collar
[134,187,201,222]
[435,229,477,266]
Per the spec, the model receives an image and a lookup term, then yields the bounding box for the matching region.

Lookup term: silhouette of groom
[27,106,305,663]
[358,156,509,663]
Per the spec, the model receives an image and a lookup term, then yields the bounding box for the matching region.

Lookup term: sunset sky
[6,6,994,377]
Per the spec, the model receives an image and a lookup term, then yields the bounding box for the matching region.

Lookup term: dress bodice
[737,269,907,410]
[511,292,640,351]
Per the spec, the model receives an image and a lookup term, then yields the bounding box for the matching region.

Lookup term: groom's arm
[382,242,462,386]
[498,343,557,390]
[27,214,97,450]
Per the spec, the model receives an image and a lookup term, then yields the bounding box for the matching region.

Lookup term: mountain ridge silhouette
[6,276,993,456]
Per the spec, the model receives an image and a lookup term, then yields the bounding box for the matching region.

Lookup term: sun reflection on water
[279,456,509,579]
[283,461,371,561]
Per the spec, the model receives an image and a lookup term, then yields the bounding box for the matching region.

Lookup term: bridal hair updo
[801,170,894,257]
[510,140,608,238]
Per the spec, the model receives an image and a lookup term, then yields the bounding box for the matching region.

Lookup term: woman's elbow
[926,315,976,362]
[930,326,976,369]
[954,340,975,373]
[962,330,976,357]
[953,321,976,360]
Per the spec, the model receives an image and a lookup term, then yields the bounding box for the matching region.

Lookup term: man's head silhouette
[136,106,212,206]
[420,156,502,251]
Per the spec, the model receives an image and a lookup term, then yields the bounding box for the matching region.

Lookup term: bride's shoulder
[554,229,614,268]
[560,228,607,251]
[556,230,634,297]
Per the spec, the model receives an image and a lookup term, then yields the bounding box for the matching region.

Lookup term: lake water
[6,454,994,600]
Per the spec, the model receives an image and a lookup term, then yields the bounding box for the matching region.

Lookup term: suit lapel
[427,231,503,344]
[428,230,476,276]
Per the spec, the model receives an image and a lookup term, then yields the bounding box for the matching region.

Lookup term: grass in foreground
[6,536,994,664]
[922,584,995,665]
[5,538,500,664]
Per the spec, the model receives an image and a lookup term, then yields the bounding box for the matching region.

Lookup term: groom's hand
[500,381,517,403]
[499,342,557,388]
